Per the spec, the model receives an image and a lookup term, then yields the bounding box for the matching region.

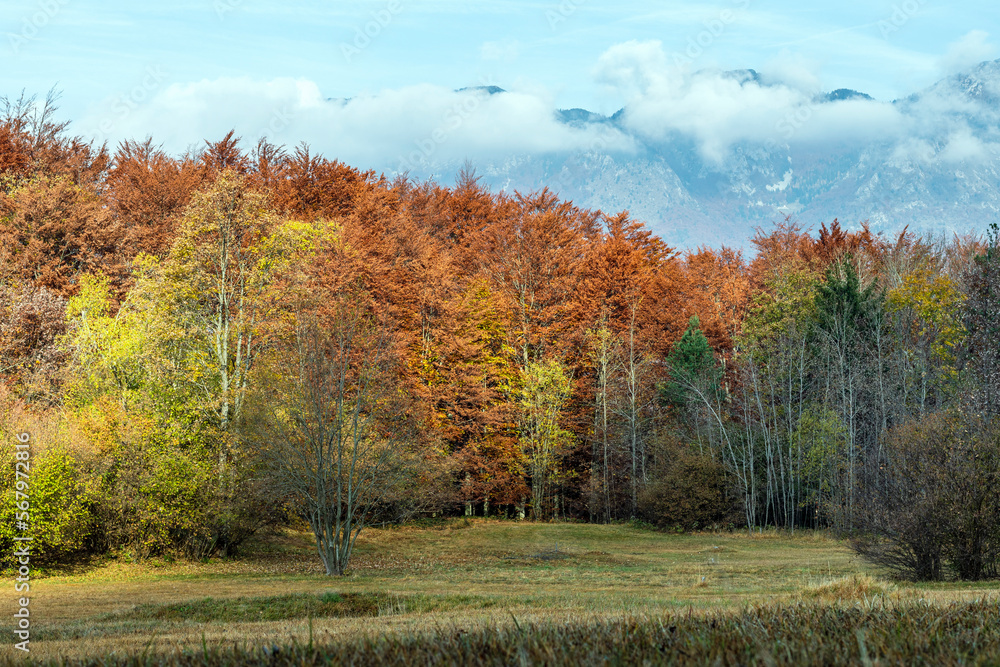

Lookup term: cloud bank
[76,37,1000,177]
[77,77,635,176]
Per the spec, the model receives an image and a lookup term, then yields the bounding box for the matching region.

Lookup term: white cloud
[758,52,822,93]
[890,138,936,165]
[593,41,905,163]
[939,30,997,75]
[939,127,990,163]
[77,76,635,174]
[593,39,676,97]
[72,39,1000,178]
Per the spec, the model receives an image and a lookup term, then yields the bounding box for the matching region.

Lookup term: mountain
[409,60,1000,250]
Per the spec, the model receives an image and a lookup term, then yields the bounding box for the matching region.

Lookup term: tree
[734,264,820,530]
[255,288,417,575]
[0,175,120,295]
[964,223,1000,417]
[584,321,619,521]
[64,274,148,410]
[886,267,965,416]
[519,357,573,519]
[0,282,67,404]
[813,257,883,526]
[614,304,658,515]
[105,139,203,266]
[154,170,283,434]
[477,189,596,366]
[662,316,721,416]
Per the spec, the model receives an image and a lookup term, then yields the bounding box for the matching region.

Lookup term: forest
[2,93,999,582]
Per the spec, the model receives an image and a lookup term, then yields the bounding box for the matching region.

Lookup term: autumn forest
[3,94,999,582]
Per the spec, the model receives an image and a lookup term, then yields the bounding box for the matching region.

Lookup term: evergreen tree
[814,257,880,353]
[660,315,720,410]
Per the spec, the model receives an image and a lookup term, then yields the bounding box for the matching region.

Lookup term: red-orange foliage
[0,175,119,295]
[106,139,204,263]
[0,103,907,519]
[682,246,751,351]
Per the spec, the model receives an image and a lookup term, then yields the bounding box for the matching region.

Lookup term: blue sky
[2,0,997,168]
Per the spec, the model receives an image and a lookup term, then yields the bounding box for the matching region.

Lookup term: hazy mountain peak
[823,89,874,103]
[455,85,507,95]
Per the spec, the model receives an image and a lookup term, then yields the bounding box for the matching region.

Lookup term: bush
[853,411,1000,581]
[0,444,98,565]
[95,423,282,560]
[638,443,732,531]
[0,398,100,566]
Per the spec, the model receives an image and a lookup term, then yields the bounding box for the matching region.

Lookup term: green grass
[5,520,999,662]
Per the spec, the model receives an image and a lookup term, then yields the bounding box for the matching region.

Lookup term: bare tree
[585,320,619,522]
[257,291,417,575]
[613,304,657,516]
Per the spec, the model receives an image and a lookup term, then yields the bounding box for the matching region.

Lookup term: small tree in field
[258,290,417,576]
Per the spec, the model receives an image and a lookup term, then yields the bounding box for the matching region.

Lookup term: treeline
[1,94,999,580]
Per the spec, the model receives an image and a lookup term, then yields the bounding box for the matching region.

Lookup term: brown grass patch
[805,574,899,602]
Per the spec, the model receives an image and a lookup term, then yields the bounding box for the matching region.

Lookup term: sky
[2,0,998,172]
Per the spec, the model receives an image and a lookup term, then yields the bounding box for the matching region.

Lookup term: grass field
[4,520,1000,664]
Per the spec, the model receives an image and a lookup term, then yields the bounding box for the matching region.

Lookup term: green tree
[65,274,148,410]
[734,264,820,530]
[157,170,282,435]
[661,315,720,410]
[814,258,881,355]
[813,257,883,526]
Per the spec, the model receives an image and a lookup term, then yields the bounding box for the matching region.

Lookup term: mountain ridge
[407,59,1000,250]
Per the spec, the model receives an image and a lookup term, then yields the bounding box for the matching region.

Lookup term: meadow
[4,520,1000,665]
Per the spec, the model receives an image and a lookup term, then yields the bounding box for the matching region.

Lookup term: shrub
[638,443,732,530]
[853,411,1000,580]
[0,444,99,565]
[0,398,100,565]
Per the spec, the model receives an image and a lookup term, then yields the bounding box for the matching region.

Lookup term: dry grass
[3,520,999,662]
[11,601,1000,666]
[805,574,900,603]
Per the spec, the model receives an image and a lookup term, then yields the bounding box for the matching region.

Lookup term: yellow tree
[519,357,573,519]
[886,267,965,415]
[64,274,149,410]
[156,170,283,435]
